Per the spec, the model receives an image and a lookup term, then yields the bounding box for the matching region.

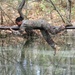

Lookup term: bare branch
[18,0,25,19]
[0,6,15,24]
[47,0,65,23]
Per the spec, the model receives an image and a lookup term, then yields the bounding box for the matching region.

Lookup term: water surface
[0,33,75,75]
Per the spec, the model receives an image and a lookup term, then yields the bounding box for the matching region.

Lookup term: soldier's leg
[40,29,60,53]
[46,25,65,35]
[41,29,55,48]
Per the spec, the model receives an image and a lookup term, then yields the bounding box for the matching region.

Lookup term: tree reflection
[0,33,75,75]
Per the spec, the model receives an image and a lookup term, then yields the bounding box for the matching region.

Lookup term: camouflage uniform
[13,19,65,50]
[20,19,64,34]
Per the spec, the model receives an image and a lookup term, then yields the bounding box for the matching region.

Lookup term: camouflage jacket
[20,19,65,34]
[12,19,65,35]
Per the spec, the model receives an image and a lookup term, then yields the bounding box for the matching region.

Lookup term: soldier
[11,16,65,53]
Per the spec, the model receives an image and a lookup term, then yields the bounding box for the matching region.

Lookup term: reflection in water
[0,34,75,75]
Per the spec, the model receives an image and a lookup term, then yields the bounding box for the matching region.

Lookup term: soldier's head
[15,16,24,26]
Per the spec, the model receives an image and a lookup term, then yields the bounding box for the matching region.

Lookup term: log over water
[65,26,75,29]
[0,25,75,31]
[0,25,19,30]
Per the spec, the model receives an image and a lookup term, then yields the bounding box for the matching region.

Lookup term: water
[0,34,75,75]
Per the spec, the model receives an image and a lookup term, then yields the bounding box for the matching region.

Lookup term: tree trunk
[1,9,3,25]
[66,0,71,25]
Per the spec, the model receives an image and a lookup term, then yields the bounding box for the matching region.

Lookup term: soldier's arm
[10,28,21,35]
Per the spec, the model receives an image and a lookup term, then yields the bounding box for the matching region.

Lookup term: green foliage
[40,0,53,14]
[40,0,46,11]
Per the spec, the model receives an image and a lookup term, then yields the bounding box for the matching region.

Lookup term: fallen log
[0,25,75,31]
[65,25,75,29]
[0,25,19,30]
